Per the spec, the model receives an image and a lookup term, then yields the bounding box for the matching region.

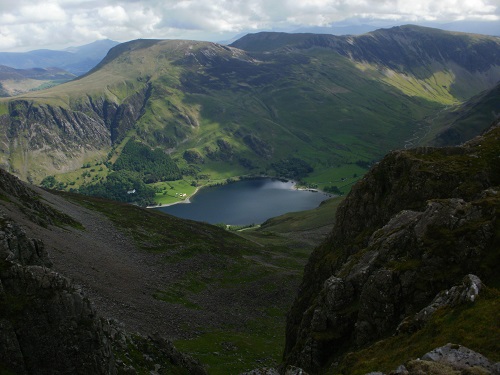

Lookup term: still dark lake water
[156,178,330,225]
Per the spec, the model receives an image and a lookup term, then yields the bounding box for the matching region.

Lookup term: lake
[156,178,331,225]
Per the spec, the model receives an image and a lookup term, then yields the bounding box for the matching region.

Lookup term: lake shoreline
[147,177,330,210]
[151,178,332,226]
[150,177,293,208]
[147,186,200,208]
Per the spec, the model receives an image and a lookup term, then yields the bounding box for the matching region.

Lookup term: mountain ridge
[231,25,500,96]
[0,25,499,202]
[291,20,500,37]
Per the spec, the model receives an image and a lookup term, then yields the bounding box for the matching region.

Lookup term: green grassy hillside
[0,26,499,201]
[421,83,500,146]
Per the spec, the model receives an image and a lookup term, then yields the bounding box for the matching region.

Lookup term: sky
[0,0,499,52]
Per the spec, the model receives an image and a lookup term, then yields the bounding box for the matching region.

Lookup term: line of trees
[78,170,156,207]
[113,140,182,183]
[77,140,182,206]
[271,157,313,179]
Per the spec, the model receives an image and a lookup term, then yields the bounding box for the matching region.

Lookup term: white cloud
[0,0,498,52]
[0,30,18,50]
[97,5,128,25]
[19,2,67,23]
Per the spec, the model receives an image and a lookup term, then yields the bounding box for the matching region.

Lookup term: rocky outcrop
[243,134,273,159]
[419,344,500,374]
[108,326,207,375]
[259,341,500,375]
[0,214,116,374]
[183,149,205,164]
[0,168,81,228]
[4,99,109,152]
[241,366,308,375]
[378,344,500,375]
[396,274,482,334]
[283,123,500,373]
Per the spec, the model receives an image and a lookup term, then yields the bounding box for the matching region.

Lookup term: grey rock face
[397,274,482,334]
[288,195,497,371]
[240,367,281,375]
[0,216,116,374]
[382,344,500,375]
[1,266,116,374]
[421,344,500,374]
[311,276,355,332]
[0,83,150,179]
[356,269,401,345]
[0,215,51,267]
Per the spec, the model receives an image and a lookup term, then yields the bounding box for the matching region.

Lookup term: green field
[151,179,199,205]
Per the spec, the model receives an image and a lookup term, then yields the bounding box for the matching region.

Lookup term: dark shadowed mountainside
[282,120,500,374]
[424,83,500,147]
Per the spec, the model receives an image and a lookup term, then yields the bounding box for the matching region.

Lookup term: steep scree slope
[0,169,209,374]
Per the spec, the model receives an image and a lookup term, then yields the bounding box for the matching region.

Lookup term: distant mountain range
[292,19,500,37]
[0,25,498,201]
[220,20,500,46]
[0,39,119,76]
[0,65,76,97]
